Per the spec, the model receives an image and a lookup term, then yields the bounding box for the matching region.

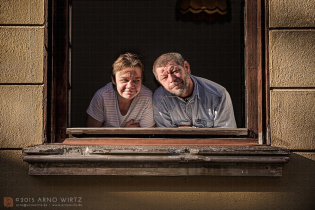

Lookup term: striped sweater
[87,83,155,127]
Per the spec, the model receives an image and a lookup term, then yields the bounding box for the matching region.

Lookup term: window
[51,0,262,143]
[23,0,289,176]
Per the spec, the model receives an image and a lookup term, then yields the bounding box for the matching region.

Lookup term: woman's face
[112,67,142,100]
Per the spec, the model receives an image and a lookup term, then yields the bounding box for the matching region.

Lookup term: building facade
[0,0,314,209]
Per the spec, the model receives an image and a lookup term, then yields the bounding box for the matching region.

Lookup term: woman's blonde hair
[112,53,144,79]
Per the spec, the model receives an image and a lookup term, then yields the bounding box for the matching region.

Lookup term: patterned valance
[179,0,227,15]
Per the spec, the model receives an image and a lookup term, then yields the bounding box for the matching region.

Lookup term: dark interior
[70,0,245,127]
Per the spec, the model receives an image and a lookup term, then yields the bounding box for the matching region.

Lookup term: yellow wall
[0,0,314,209]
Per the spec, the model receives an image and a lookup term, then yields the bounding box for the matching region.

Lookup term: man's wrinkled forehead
[159,59,178,68]
[158,60,178,73]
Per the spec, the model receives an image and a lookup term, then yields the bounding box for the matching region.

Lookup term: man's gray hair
[152,52,185,80]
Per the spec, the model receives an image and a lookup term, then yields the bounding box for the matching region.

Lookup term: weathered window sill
[23,144,289,176]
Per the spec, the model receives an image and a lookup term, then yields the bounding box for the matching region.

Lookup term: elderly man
[152,52,236,128]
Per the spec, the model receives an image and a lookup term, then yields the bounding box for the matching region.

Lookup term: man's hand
[125,119,140,127]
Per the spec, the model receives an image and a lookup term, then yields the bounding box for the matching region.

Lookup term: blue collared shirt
[153,75,237,128]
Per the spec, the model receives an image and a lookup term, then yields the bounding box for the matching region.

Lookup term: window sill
[23,142,289,176]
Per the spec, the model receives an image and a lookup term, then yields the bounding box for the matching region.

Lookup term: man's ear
[111,75,116,85]
[184,61,191,74]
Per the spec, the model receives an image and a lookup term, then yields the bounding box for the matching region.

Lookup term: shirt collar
[190,75,201,100]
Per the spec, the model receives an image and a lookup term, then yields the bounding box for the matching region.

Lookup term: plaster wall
[0,0,314,210]
[0,85,43,148]
[0,26,44,83]
[269,30,315,87]
[269,0,315,149]
[0,0,44,25]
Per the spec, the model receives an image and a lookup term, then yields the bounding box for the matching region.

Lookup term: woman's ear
[111,75,116,85]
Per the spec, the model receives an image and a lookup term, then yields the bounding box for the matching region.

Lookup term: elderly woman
[86,53,155,127]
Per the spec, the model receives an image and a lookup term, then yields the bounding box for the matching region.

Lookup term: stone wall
[0,0,44,148]
[269,0,315,149]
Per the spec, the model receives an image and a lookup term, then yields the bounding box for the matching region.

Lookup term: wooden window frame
[47,0,267,144]
[23,0,290,176]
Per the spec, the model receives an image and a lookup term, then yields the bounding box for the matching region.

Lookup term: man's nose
[167,74,176,83]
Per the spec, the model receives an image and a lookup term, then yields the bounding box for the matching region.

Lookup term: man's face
[156,60,192,97]
[112,67,142,100]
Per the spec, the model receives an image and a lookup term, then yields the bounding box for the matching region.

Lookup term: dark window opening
[70,0,246,128]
